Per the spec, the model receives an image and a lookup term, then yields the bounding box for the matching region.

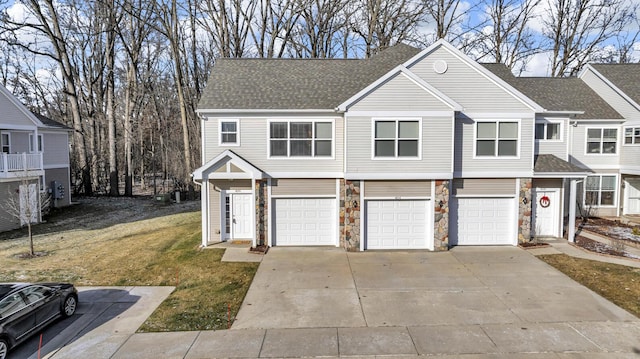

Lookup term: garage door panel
[452,197,515,246]
[274,198,335,246]
[366,200,431,250]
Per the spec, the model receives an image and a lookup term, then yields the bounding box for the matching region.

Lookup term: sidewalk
[528,237,640,268]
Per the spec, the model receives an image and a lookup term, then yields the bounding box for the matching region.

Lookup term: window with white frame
[373,119,420,158]
[269,120,332,157]
[475,120,518,157]
[535,122,560,140]
[29,134,43,152]
[219,120,239,145]
[1,132,9,153]
[586,128,617,154]
[585,175,616,206]
[624,127,640,145]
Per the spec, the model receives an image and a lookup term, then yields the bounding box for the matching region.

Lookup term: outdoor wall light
[352,200,358,208]
[438,200,444,207]
[522,197,528,205]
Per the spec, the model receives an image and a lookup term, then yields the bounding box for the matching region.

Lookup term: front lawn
[538,254,640,318]
[0,199,258,331]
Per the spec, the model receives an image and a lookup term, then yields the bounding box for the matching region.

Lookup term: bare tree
[541,0,639,76]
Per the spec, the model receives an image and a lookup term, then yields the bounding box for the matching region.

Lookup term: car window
[0,293,28,317]
[22,286,49,304]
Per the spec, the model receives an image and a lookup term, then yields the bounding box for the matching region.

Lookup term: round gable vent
[433,60,448,74]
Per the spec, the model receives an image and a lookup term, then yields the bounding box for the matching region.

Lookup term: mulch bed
[579,217,640,248]
[574,235,630,258]
[519,242,550,249]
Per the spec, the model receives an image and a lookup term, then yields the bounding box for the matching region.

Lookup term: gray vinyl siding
[349,72,453,112]
[6,131,29,153]
[45,167,71,207]
[581,70,639,119]
[0,91,36,127]
[364,180,432,197]
[621,140,640,171]
[533,178,562,189]
[271,178,336,196]
[42,132,69,166]
[535,118,568,159]
[345,116,452,174]
[407,46,532,113]
[569,123,621,169]
[452,178,516,196]
[208,181,221,243]
[202,115,343,174]
[0,181,20,232]
[454,114,535,174]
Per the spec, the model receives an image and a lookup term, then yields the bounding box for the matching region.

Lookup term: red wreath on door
[539,195,550,208]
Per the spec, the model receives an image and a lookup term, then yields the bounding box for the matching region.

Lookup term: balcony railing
[0,153,44,176]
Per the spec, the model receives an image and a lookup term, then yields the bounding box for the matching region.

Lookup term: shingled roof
[482,63,623,120]
[591,64,640,106]
[32,112,72,130]
[534,154,591,174]
[198,44,421,111]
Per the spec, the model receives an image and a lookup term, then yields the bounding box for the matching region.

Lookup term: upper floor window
[475,120,518,157]
[269,120,332,157]
[373,119,420,158]
[219,120,239,146]
[586,128,617,154]
[624,127,640,145]
[1,132,9,153]
[535,122,560,140]
[29,133,43,153]
[585,175,616,207]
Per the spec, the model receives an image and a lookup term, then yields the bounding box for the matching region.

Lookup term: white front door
[230,193,252,239]
[532,189,560,237]
[366,200,431,250]
[625,179,640,215]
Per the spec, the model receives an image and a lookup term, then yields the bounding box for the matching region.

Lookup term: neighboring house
[193,39,634,251]
[0,85,72,232]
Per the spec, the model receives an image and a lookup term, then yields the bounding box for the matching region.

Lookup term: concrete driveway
[230,246,640,356]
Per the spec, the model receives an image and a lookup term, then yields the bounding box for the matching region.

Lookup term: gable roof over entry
[193,150,264,181]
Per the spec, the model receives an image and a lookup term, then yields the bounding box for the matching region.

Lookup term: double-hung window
[1,132,9,153]
[586,128,617,154]
[624,127,640,145]
[269,120,332,157]
[535,122,560,140]
[585,175,616,206]
[475,120,518,157]
[219,120,239,146]
[373,119,420,158]
[29,134,43,153]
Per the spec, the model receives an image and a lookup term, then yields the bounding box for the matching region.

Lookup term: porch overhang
[533,154,592,178]
[192,150,264,182]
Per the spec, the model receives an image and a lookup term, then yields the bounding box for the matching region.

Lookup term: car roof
[0,283,32,298]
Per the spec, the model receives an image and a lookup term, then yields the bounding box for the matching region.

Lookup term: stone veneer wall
[433,180,450,250]
[255,180,268,246]
[518,178,532,243]
[340,179,361,251]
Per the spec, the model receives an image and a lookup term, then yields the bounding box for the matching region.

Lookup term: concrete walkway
[528,237,640,269]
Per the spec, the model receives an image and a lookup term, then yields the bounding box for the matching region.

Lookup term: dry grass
[538,254,640,318]
[0,199,258,331]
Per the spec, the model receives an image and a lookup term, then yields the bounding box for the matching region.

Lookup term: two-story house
[0,84,72,232]
[193,39,629,251]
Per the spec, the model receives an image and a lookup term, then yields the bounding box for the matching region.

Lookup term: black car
[0,283,78,359]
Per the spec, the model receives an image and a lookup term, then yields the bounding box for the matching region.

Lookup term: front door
[624,179,640,215]
[229,193,252,239]
[532,189,560,237]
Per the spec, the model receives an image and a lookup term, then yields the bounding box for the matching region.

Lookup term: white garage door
[451,197,515,245]
[273,198,335,246]
[366,200,431,249]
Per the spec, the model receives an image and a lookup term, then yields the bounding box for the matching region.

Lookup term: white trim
[345,172,453,180]
[345,110,454,117]
[454,171,533,178]
[267,118,336,159]
[580,65,640,112]
[453,194,517,199]
[534,119,563,142]
[201,181,209,246]
[270,194,337,199]
[514,178,520,245]
[267,178,273,247]
[533,187,562,238]
[218,119,240,147]
[197,108,337,114]
[370,118,422,160]
[472,119,521,159]
[534,173,589,179]
[0,85,44,127]
[43,164,70,169]
[268,172,344,178]
[0,132,10,153]
[429,180,436,251]
[584,126,619,156]
[336,178,341,249]
[0,124,38,131]
[402,40,544,112]
[622,126,640,146]
[620,167,640,175]
[363,196,432,200]
[359,180,365,252]
[193,149,264,181]
[462,112,535,119]
[251,178,256,247]
[450,112,455,175]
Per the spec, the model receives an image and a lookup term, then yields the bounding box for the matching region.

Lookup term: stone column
[433,180,450,250]
[518,178,532,243]
[341,179,361,251]
[255,179,268,246]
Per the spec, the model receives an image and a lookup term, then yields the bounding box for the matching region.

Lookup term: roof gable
[0,84,42,129]
[193,150,264,180]
[585,64,640,111]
